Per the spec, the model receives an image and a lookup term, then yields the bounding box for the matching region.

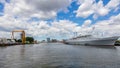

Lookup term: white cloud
[76,0,120,18]
[27,20,80,39]
[0,13,120,40]
[71,13,120,37]
[93,13,120,37]
[0,31,11,38]
[75,0,94,18]
[105,0,120,9]
[0,16,30,38]
[0,0,6,3]
[0,16,26,32]
[4,0,72,19]
[1,12,120,40]
[0,0,76,40]
[0,0,120,40]
[93,0,109,17]
[29,14,120,38]
[82,20,91,27]
[0,15,81,40]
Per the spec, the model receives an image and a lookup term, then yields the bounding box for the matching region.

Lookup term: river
[0,43,120,68]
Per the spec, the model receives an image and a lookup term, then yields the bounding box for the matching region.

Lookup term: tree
[17,39,22,42]
[26,37,34,43]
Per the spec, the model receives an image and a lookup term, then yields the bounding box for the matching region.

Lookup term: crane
[11,30,26,44]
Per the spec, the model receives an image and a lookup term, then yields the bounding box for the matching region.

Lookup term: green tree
[17,39,22,42]
[26,37,34,43]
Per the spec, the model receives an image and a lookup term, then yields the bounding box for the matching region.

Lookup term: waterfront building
[47,38,50,42]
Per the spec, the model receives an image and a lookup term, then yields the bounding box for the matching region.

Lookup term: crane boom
[11,30,26,44]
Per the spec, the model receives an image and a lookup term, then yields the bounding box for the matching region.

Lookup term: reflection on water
[0,43,120,68]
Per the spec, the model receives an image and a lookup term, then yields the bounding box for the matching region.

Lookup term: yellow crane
[11,30,26,44]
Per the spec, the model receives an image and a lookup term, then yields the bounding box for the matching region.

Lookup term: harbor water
[0,43,120,68]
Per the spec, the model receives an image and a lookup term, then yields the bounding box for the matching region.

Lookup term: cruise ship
[64,35,119,45]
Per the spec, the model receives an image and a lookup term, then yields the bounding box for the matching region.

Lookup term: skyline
[0,0,120,40]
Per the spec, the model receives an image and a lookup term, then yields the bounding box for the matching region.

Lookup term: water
[0,43,120,68]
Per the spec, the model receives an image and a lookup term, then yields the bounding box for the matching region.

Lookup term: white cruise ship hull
[65,36,119,45]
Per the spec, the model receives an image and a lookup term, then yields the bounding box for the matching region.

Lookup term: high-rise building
[47,38,50,42]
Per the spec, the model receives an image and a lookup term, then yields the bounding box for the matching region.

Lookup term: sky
[0,0,120,41]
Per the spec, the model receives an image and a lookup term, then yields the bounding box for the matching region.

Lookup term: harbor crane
[11,30,26,44]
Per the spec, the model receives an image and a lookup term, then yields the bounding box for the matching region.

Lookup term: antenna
[92,26,95,31]
[92,26,95,34]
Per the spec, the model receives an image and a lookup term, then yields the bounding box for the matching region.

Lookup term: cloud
[75,0,120,18]
[75,0,94,18]
[0,13,120,40]
[0,15,81,40]
[92,13,120,37]
[0,0,120,40]
[0,14,31,38]
[1,12,120,40]
[93,0,109,18]
[105,0,120,9]
[27,20,80,39]
[4,0,72,19]
[82,20,91,27]
[0,0,6,3]
[72,14,120,37]
[0,15,29,31]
